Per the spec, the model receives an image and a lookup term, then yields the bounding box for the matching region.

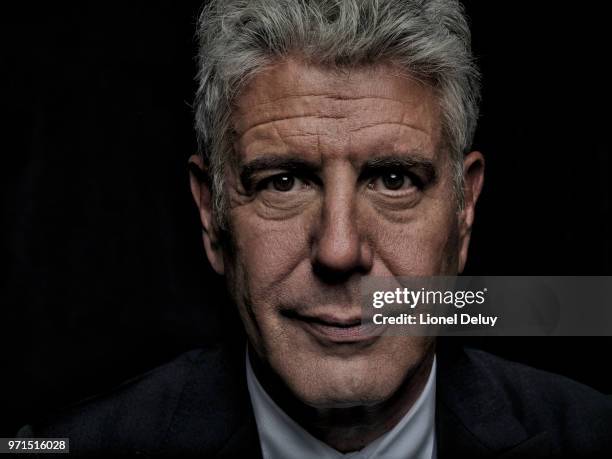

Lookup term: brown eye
[271,174,295,192]
[368,169,418,193]
[382,172,405,190]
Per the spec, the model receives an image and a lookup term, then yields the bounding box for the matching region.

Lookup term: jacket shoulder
[463,347,612,452]
[22,346,244,454]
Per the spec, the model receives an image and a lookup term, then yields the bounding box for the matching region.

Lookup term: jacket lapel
[435,341,551,457]
[160,343,262,457]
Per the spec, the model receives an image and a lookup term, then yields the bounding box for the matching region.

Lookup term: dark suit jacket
[19,342,612,457]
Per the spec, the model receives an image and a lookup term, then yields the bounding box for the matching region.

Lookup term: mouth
[283,309,379,344]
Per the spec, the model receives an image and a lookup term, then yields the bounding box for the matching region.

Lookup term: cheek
[226,207,312,303]
[368,203,459,276]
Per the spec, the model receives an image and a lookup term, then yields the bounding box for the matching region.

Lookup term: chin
[278,353,409,409]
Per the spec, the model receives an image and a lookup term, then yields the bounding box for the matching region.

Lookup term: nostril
[312,262,356,285]
[311,235,362,273]
[311,244,372,284]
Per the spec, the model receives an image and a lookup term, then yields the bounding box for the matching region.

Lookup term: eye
[369,170,418,192]
[270,174,295,192]
[258,173,307,193]
[381,171,407,190]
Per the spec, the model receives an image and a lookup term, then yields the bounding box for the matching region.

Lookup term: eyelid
[255,171,316,191]
[364,166,425,189]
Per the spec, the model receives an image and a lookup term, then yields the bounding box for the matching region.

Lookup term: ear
[457,151,485,273]
[188,154,225,275]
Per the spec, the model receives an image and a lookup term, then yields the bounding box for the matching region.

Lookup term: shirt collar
[246,351,436,459]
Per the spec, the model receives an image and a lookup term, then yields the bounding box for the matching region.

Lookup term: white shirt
[246,353,437,459]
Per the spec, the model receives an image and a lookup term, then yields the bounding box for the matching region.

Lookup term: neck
[249,346,435,453]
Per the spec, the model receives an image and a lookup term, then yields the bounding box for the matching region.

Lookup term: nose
[310,179,373,282]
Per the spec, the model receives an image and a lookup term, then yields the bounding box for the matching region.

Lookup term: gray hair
[194,0,480,228]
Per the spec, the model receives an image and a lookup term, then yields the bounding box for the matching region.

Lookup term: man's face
[191,58,483,408]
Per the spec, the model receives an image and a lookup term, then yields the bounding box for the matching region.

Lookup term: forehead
[232,58,442,164]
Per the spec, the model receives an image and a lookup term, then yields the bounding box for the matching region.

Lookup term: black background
[1,2,610,436]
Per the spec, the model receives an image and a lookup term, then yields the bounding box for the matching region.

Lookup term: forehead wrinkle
[235,113,347,139]
[236,93,429,112]
[234,95,428,131]
[234,56,438,114]
[235,114,345,158]
[234,99,435,154]
[281,132,331,139]
[237,118,437,169]
[352,121,436,151]
[348,121,429,136]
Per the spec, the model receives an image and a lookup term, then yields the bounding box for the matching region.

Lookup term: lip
[287,310,381,344]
